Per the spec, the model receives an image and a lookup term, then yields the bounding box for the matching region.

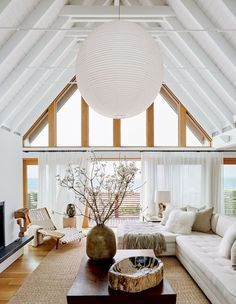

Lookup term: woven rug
[9,239,210,304]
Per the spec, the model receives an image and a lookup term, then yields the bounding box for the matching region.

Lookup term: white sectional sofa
[117,214,236,304]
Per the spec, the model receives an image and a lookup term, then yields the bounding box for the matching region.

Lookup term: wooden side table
[63,216,76,228]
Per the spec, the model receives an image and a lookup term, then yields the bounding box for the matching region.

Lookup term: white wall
[0,128,22,246]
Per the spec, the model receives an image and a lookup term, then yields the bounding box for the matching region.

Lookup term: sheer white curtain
[38,152,89,228]
[141,152,223,216]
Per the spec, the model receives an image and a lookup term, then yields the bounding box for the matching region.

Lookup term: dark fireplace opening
[0,201,5,249]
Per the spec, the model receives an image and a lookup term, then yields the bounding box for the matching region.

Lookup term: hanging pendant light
[76,20,163,118]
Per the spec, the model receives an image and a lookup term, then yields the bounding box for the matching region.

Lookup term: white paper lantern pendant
[76,20,163,119]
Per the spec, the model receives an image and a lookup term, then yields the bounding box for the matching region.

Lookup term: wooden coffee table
[67,249,176,304]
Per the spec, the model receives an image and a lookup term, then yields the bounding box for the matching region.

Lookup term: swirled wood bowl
[108,256,163,293]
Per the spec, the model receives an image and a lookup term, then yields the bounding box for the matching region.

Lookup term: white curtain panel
[141,152,223,216]
[38,152,89,228]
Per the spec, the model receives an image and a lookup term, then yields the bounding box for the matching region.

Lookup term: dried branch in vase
[57,157,139,226]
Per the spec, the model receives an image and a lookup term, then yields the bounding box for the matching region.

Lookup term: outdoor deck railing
[88,192,140,219]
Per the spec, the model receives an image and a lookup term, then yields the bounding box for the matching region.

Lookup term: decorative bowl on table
[108,256,163,293]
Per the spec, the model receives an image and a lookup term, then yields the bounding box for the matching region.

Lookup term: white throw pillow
[218,224,236,259]
[186,205,206,212]
[161,204,186,225]
[165,210,196,234]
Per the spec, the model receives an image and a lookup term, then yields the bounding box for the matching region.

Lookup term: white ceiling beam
[159,37,234,127]
[14,56,76,135]
[0,17,71,112]
[222,0,236,19]
[64,27,165,37]
[0,26,234,32]
[163,17,236,112]
[179,0,236,67]
[164,72,214,135]
[60,5,175,18]
[163,57,222,133]
[212,128,236,148]
[0,0,58,72]
[1,38,77,128]
[71,17,164,22]
[122,0,139,5]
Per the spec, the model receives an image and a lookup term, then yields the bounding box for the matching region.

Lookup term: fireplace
[0,201,5,249]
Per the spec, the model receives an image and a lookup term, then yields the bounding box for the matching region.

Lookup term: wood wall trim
[224,158,236,165]
[81,98,89,147]
[48,101,57,147]
[160,85,178,113]
[178,103,186,147]
[146,103,154,147]
[187,112,212,144]
[23,160,27,209]
[113,119,121,147]
[23,111,48,143]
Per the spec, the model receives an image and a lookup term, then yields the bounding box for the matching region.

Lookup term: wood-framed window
[23,80,211,148]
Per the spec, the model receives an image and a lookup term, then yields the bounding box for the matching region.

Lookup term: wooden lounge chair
[28,207,84,249]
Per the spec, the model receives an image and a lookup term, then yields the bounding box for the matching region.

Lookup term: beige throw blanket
[28,224,44,247]
[123,232,166,256]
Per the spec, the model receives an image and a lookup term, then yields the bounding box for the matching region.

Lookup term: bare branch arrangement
[57,158,138,226]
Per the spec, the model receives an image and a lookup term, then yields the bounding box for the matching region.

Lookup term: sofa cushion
[216,215,236,237]
[219,225,236,258]
[161,204,186,225]
[165,210,195,234]
[192,207,213,233]
[186,205,206,212]
[176,234,236,299]
[211,213,219,233]
[231,241,236,269]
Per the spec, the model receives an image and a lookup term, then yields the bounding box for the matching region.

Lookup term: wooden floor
[0,238,55,304]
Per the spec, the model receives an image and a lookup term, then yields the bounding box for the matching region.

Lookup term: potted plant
[57,157,138,260]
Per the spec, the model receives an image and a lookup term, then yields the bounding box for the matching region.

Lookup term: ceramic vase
[86,224,116,261]
[66,203,76,217]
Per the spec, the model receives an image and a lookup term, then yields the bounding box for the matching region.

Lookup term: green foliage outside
[28,192,38,210]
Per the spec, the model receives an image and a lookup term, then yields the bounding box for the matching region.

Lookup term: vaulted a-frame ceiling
[0,0,235,148]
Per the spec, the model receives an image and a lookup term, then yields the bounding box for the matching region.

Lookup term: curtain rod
[22,149,236,153]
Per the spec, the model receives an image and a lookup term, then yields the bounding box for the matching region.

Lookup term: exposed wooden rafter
[14,55,77,134]
[162,17,236,112]
[179,0,236,67]
[59,5,175,20]
[0,17,72,113]
[159,36,234,127]
[2,39,77,130]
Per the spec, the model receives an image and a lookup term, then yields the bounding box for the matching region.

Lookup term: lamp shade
[76,20,163,118]
[155,191,171,204]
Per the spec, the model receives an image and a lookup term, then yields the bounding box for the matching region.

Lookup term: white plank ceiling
[0,0,235,148]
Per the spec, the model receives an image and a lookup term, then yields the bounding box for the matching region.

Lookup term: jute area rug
[10,239,210,304]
